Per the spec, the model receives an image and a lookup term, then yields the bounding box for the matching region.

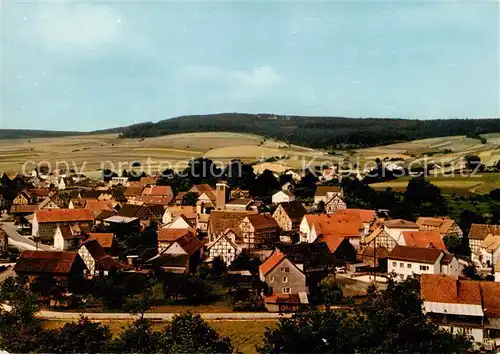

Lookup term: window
[392,262,397,267]
[269,276,274,282]
[399,275,404,280]
[400,263,404,268]
[419,265,429,271]
[281,267,290,273]
[407,264,412,269]
[283,277,288,283]
[282,287,291,294]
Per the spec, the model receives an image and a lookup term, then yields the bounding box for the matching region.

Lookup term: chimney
[216,182,227,210]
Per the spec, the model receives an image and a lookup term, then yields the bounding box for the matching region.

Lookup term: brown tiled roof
[87,233,114,248]
[117,204,144,218]
[276,201,306,223]
[141,186,173,197]
[416,217,455,234]
[35,208,94,223]
[259,250,285,276]
[85,200,115,216]
[440,252,455,265]
[14,251,83,275]
[167,206,197,220]
[173,234,203,256]
[245,214,279,230]
[401,230,447,251]
[124,186,144,197]
[364,227,388,245]
[384,219,419,229]
[80,239,108,261]
[316,215,364,238]
[420,274,481,305]
[70,198,86,208]
[208,210,258,237]
[58,225,85,240]
[480,282,500,318]
[314,186,341,197]
[139,176,157,186]
[227,198,253,206]
[158,228,192,242]
[26,188,52,197]
[95,210,117,221]
[335,209,376,224]
[388,245,443,264]
[10,204,38,214]
[135,195,172,206]
[479,234,500,252]
[469,224,500,241]
[359,245,390,259]
[190,184,215,195]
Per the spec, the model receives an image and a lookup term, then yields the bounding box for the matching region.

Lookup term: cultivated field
[0,132,498,181]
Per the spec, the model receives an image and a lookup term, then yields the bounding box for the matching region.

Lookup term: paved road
[0,222,53,251]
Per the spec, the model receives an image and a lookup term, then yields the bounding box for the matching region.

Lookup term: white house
[53,224,84,251]
[272,190,295,204]
[421,274,500,346]
[163,215,195,231]
[77,239,118,277]
[206,229,242,266]
[476,233,500,268]
[387,245,459,281]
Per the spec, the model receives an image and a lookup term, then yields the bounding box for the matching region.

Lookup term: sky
[1,0,499,131]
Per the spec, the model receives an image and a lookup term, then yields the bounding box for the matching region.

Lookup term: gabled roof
[259,250,286,276]
[80,239,108,261]
[315,215,364,238]
[207,229,239,251]
[315,234,348,254]
[167,206,197,220]
[359,245,390,259]
[117,204,145,218]
[388,245,443,264]
[14,251,83,275]
[276,242,334,268]
[479,234,500,252]
[25,188,52,198]
[87,233,114,248]
[10,204,38,214]
[85,199,115,216]
[479,282,500,318]
[314,185,341,197]
[244,214,279,230]
[227,198,254,206]
[364,227,391,245]
[384,219,419,229]
[95,210,117,221]
[158,228,192,243]
[401,230,447,250]
[208,210,258,237]
[469,224,500,241]
[420,274,481,305]
[134,195,172,206]
[141,186,173,196]
[190,183,215,195]
[58,224,85,240]
[139,176,157,186]
[124,186,144,197]
[35,208,94,223]
[416,217,456,234]
[170,234,203,256]
[275,201,306,223]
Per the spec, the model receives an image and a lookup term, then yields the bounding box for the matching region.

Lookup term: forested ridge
[120,113,500,148]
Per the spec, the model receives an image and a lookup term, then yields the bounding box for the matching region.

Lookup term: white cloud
[33,2,123,51]
[179,65,284,89]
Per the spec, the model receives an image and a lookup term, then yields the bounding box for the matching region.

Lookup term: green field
[42,319,276,354]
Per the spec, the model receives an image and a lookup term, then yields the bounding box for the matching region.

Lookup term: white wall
[388,254,443,281]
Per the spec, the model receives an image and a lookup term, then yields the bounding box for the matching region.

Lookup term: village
[0,162,498,351]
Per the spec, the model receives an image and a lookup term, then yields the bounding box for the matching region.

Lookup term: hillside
[119,114,500,149]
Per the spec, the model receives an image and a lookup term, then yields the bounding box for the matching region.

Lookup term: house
[86,233,115,252]
[164,215,196,231]
[117,203,155,221]
[387,245,459,281]
[475,234,500,268]
[53,224,88,251]
[109,177,129,186]
[78,239,122,277]
[124,186,144,201]
[263,293,309,313]
[364,227,397,252]
[416,217,463,239]
[259,249,308,303]
[84,199,116,217]
[13,188,52,205]
[299,214,364,247]
[134,195,172,206]
[139,176,157,187]
[158,228,196,253]
[383,219,420,243]
[207,210,258,242]
[14,250,87,288]
[32,209,94,241]
[206,229,241,266]
[468,224,500,256]
[141,185,174,198]
[9,204,39,219]
[103,215,140,235]
[156,233,204,273]
[275,242,338,276]
[334,209,377,236]
[272,201,306,232]
[314,185,343,205]
[0,229,8,254]
[314,234,357,260]
[38,197,61,210]
[324,194,347,214]
[58,177,74,190]
[162,206,197,226]
[421,274,500,346]
[189,184,216,198]
[225,198,255,211]
[239,214,280,249]
[399,230,447,251]
[357,245,390,268]
[271,190,295,204]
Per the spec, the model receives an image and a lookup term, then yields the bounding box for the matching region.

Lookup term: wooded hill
[120,114,500,149]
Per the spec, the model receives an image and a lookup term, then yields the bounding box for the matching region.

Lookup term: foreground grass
[42,319,277,354]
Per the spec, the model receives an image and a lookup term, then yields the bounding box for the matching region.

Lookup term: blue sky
[1,0,498,131]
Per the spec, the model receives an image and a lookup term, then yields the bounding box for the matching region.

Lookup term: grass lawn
[42,319,276,354]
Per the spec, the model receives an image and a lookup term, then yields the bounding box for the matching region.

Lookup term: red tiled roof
[388,245,443,264]
[421,274,481,305]
[141,186,173,197]
[158,228,192,242]
[87,233,114,248]
[315,234,346,253]
[35,208,94,223]
[14,250,83,275]
[469,224,500,241]
[245,214,279,230]
[314,186,341,197]
[173,234,203,256]
[124,186,144,197]
[480,282,500,318]
[401,230,447,250]
[135,195,172,206]
[335,209,376,224]
[259,250,285,276]
[167,206,197,220]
